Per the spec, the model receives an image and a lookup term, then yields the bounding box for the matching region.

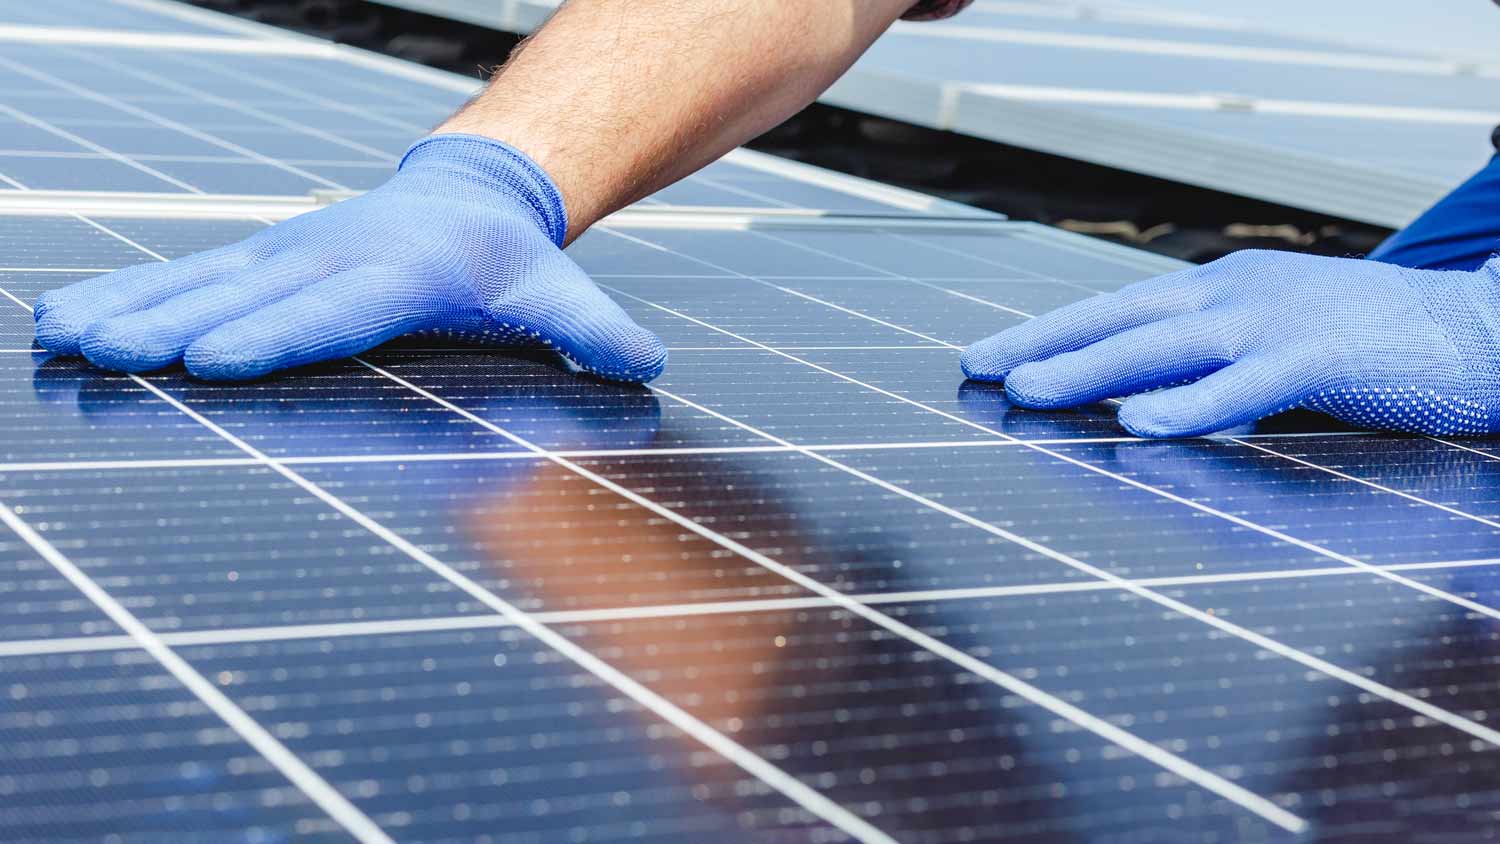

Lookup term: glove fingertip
[34,314,86,356]
[183,338,276,381]
[1003,362,1066,409]
[79,318,180,373]
[566,328,668,384]
[960,339,1012,381]
[1117,395,1193,439]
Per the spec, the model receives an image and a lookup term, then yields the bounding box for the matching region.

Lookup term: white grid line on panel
[588,273,1500,754]
[6,554,1499,659]
[352,356,1308,833]
[0,260,902,843]
[0,54,350,190]
[594,229,1500,625]
[0,101,202,192]
[641,381,1500,749]
[125,364,904,844]
[59,46,398,163]
[0,501,397,844]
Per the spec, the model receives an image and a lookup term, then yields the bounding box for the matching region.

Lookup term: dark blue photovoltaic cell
[1,649,352,844]
[600,276,939,347]
[0,39,976,213]
[1240,435,1500,521]
[0,355,247,463]
[0,520,117,641]
[2,4,1498,836]
[0,215,157,268]
[555,607,1286,842]
[7,205,1500,843]
[296,461,813,611]
[361,350,773,450]
[573,450,1102,594]
[1172,573,1500,747]
[1050,439,1500,568]
[0,466,491,632]
[177,630,826,844]
[791,348,1132,440]
[649,350,996,445]
[815,445,1341,580]
[884,591,1500,839]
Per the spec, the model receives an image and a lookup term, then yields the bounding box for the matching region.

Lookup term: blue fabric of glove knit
[34,134,667,384]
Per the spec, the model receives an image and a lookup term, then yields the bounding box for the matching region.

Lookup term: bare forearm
[436,0,910,241]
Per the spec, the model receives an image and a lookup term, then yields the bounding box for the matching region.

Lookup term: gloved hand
[33,134,667,383]
[959,250,1500,438]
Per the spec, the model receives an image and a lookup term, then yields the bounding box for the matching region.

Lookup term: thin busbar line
[641,382,1500,744]
[0,286,31,311]
[0,434,1384,475]
[0,54,348,190]
[7,554,1499,661]
[884,228,1117,294]
[743,225,1057,332]
[352,357,1307,834]
[1230,437,1500,532]
[0,100,203,193]
[0,267,117,273]
[0,501,396,844]
[12,214,899,840]
[758,257,1500,613]
[595,239,1500,623]
[0,151,394,169]
[0,439,1157,475]
[0,285,406,843]
[163,51,437,136]
[3,281,892,844]
[62,47,401,164]
[600,288,1500,727]
[124,369,901,844]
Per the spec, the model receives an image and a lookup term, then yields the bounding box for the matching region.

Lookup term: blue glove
[33,134,667,383]
[960,250,1500,437]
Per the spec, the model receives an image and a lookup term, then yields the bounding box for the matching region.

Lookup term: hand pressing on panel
[33,135,667,384]
[960,250,1500,438]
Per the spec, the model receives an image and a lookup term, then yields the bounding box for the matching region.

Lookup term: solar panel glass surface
[0,37,984,216]
[5,204,1500,843]
[369,0,1500,226]
[3,3,1500,844]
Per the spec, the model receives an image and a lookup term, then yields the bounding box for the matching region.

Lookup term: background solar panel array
[3,2,1500,844]
[373,0,1500,228]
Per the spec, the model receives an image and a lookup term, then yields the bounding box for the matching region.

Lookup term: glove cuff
[400,134,570,247]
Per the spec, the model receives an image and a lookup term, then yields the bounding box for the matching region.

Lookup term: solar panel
[5,3,1500,844]
[0,27,987,217]
[375,0,1500,228]
[0,0,273,35]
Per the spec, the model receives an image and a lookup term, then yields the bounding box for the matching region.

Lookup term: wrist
[400,133,570,247]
